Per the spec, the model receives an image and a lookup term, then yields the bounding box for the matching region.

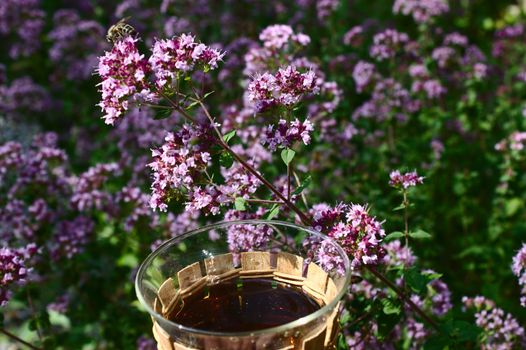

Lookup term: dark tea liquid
[170,278,322,332]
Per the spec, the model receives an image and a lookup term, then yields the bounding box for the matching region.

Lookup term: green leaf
[153,108,172,120]
[177,242,187,252]
[235,197,246,211]
[384,231,405,241]
[203,90,215,99]
[339,310,351,325]
[219,152,234,168]
[184,76,191,81]
[266,204,280,220]
[381,298,401,315]
[405,267,427,294]
[223,130,237,144]
[185,100,200,110]
[292,175,311,196]
[409,229,432,239]
[393,203,406,211]
[281,148,295,165]
[422,270,443,281]
[336,333,348,350]
[505,198,522,217]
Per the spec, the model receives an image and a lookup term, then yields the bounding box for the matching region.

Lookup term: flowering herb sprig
[93,24,445,338]
[388,170,426,246]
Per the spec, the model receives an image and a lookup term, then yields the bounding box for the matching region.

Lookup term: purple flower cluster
[493,24,524,59]
[316,0,339,21]
[224,209,272,252]
[0,244,37,306]
[389,170,424,189]
[47,293,71,314]
[352,61,376,93]
[312,203,386,268]
[393,0,449,24]
[148,124,213,212]
[463,296,526,349]
[71,163,120,211]
[353,78,419,122]
[50,216,94,260]
[427,274,452,316]
[248,66,318,112]
[383,240,416,267]
[309,81,343,117]
[343,26,364,47]
[316,239,346,275]
[48,10,107,81]
[512,244,526,307]
[0,77,51,118]
[244,25,310,77]
[431,46,456,68]
[243,25,340,123]
[409,65,447,98]
[258,24,310,51]
[0,0,45,58]
[369,29,409,61]
[97,36,155,125]
[149,33,224,88]
[0,141,22,185]
[261,118,314,151]
[218,144,268,201]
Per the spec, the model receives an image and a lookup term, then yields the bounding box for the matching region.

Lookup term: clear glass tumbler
[135,220,351,350]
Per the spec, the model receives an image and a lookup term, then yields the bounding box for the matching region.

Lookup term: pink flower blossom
[97,36,155,125]
[312,203,386,268]
[224,209,272,252]
[261,118,314,151]
[258,24,310,50]
[149,33,224,88]
[352,61,376,93]
[370,29,409,61]
[248,66,319,111]
[393,0,449,24]
[389,170,424,189]
[148,124,214,212]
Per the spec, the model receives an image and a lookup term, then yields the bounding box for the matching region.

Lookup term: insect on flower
[106,17,136,43]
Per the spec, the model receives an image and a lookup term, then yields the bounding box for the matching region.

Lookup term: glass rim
[135,219,352,337]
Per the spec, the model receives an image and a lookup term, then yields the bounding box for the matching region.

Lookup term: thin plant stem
[246,198,283,204]
[0,328,42,350]
[287,160,291,200]
[159,91,196,124]
[403,191,409,246]
[293,170,309,208]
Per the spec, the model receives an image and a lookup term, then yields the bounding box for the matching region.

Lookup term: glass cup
[135,220,351,350]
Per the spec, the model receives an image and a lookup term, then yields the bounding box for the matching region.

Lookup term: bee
[106,17,136,43]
